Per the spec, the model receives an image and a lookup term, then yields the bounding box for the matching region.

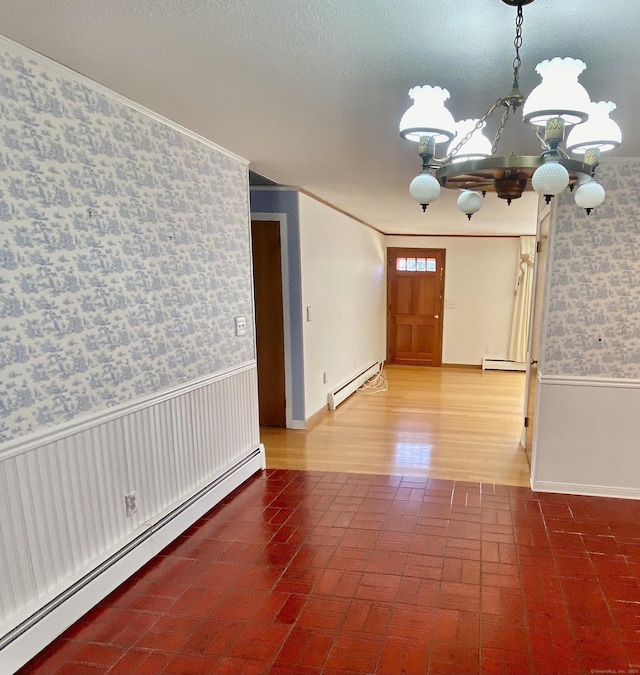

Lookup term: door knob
[434,314,439,319]
[530,358,538,365]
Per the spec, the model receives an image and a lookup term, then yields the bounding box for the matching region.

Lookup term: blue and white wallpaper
[543,159,640,378]
[0,43,254,446]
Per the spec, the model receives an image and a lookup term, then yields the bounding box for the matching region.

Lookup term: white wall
[386,236,520,365]
[298,193,386,418]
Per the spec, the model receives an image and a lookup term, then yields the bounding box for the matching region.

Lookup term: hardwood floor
[260,365,531,487]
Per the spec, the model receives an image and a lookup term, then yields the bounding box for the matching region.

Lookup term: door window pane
[397,255,437,272]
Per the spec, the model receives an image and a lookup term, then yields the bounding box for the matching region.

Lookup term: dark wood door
[387,248,445,367]
[251,220,286,427]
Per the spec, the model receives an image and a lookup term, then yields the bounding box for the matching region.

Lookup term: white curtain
[508,236,536,363]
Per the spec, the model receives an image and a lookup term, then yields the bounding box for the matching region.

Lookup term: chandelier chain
[442,98,504,162]
[492,105,511,155]
[512,4,524,85]
[441,1,526,164]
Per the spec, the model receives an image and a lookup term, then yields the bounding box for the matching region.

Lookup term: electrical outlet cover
[125,492,137,517]
[234,316,247,336]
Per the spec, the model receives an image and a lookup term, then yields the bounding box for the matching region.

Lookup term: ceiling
[0,0,636,235]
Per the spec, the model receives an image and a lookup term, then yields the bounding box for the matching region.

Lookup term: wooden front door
[251,220,286,427]
[387,248,445,367]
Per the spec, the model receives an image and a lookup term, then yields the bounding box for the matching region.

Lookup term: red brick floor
[18,470,640,674]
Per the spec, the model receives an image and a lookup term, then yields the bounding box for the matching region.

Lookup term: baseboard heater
[0,447,265,675]
[327,361,380,410]
[482,358,526,372]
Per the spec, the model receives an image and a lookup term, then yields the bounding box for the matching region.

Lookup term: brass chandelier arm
[535,126,547,150]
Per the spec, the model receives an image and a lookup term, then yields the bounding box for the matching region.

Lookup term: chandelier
[399,0,622,219]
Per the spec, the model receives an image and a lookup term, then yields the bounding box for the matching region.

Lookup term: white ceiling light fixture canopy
[397,0,621,217]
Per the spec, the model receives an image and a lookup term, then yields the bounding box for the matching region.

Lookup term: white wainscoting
[0,362,262,673]
[531,374,640,499]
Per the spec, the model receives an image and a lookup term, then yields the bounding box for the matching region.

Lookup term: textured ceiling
[0,0,636,235]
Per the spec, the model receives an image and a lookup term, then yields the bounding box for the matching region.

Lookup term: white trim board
[540,374,640,389]
[0,35,248,165]
[531,480,640,501]
[0,361,257,460]
[0,448,265,675]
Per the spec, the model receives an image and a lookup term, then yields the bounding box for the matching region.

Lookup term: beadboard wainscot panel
[122,364,261,524]
[0,363,262,674]
[532,375,640,499]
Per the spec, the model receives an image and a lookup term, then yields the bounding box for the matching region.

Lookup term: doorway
[251,220,286,427]
[523,202,551,466]
[387,247,445,366]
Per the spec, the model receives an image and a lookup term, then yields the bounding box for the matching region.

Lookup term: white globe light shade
[400,86,456,144]
[457,190,483,219]
[566,101,622,154]
[409,172,441,207]
[575,180,605,212]
[531,160,570,197]
[447,119,492,162]
[523,58,592,127]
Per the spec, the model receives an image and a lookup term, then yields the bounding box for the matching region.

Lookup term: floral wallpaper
[0,43,254,446]
[542,159,640,378]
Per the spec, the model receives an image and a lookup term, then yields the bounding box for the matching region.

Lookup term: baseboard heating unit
[482,358,526,372]
[0,447,265,675]
[328,361,381,410]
